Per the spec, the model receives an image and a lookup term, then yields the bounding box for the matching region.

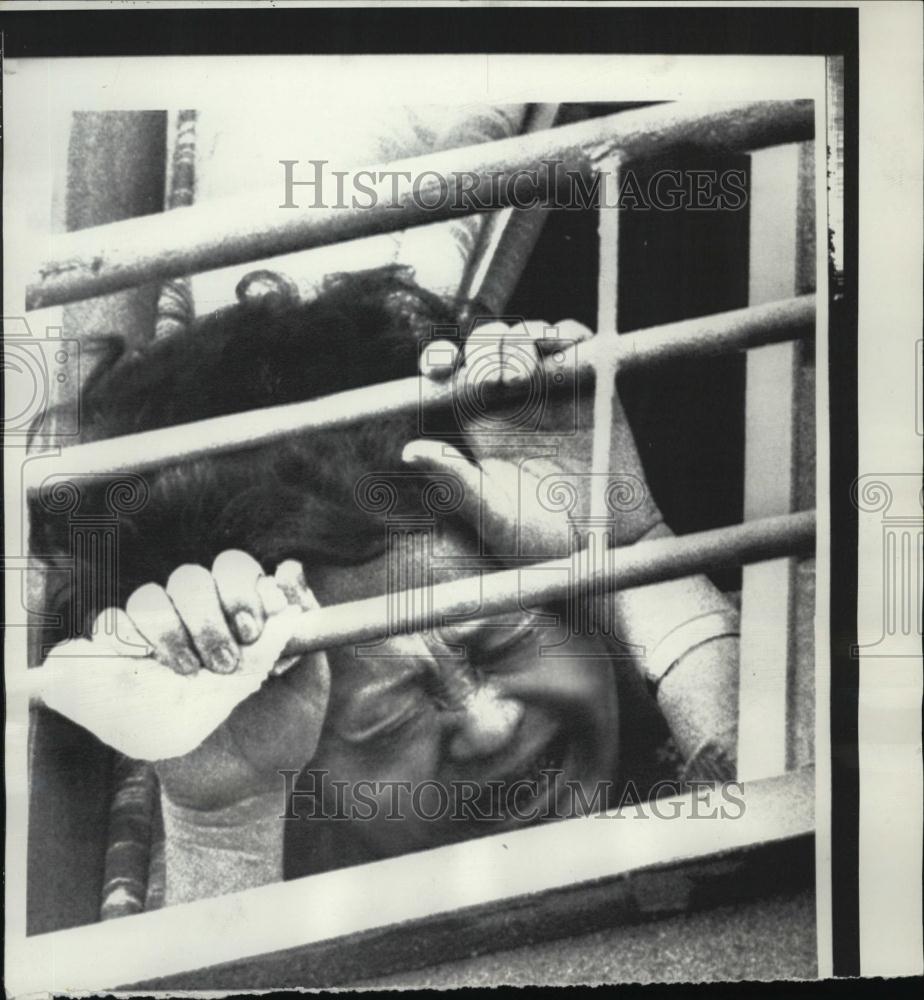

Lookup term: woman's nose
[443,676,525,761]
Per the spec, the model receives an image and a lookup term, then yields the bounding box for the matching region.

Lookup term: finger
[273,561,322,676]
[256,573,289,617]
[125,583,200,676]
[523,318,593,355]
[274,559,318,610]
[418,339,460,381]
[500,321,546,388]
[402,439,521,554]
[403,438,484,523]
[403,439,575,558]
[166,564,240,675]
[464,321,510,385]
[212,549,266,644]
[92,606,152,655]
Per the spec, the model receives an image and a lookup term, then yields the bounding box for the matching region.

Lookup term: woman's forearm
[161,790,284,905]
[610,523,741,780]
[655,635,740,779]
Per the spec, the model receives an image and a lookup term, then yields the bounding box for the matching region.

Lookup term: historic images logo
[280,159,748,214]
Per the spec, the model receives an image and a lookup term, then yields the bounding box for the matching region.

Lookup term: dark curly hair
[31,265,466,645]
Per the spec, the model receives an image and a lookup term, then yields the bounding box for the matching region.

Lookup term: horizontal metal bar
[280,512,815,656]
[604,293,815,369]
[26,100,813,310]
[25,294,814,490]
[132,768,816,990]
[13,767,813,992]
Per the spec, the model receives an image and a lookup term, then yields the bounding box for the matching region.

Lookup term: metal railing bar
[24,294,814,490]
[279,511,816,656]
[26,101,813,311]
[11,766,813,991]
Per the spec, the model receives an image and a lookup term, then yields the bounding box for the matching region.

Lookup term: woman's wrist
[608,522,741,780]
[161,789,285,905]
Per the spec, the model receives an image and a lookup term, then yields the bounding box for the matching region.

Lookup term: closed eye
[437,608,547,668]
[336,695,425,745]
[466,620,540,668]
[332,666,429,745]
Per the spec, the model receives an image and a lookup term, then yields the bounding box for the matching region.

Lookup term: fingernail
[234,610,259,643]
[175,652,200,676]
[213,644,240,674]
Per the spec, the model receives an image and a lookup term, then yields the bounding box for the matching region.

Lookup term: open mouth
[459,729,579,827]
[509,730,571,787]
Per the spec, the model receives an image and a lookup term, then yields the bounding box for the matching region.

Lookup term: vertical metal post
[572,156,622,646]
[590,157,622,522]
[154,110,197,340]
[737,142,803,779]
[24,111,168,935]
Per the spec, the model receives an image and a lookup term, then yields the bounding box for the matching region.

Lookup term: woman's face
[305,517,620,858]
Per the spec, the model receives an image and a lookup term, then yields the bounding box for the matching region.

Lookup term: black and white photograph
[2,2,921,992]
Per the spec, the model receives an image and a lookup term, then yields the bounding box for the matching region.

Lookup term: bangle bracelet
[645,610,740,686]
